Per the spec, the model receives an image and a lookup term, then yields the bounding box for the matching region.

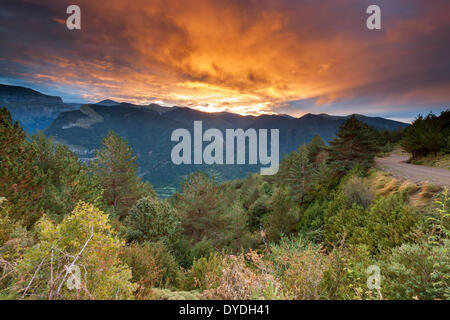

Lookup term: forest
[0,107,448,300]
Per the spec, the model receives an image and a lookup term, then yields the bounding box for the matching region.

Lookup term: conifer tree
[327,115,378,176]
[172,172,228,245]
[307,134,326,164]
[288,144,316,205]
[89,130,154,219]
[0,108,45,226]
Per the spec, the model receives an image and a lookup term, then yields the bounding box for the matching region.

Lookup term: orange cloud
[1,0,449,115]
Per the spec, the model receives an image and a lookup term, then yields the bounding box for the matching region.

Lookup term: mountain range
[1,84,409,196]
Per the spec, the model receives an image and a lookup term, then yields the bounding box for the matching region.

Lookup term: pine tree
[307,134,326,164]
[0,108,46,226]
[327,115,379,176]
[89,130,154,219]
[288,144,316,205]
[172,172,228,246]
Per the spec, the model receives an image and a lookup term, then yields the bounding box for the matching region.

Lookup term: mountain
[95,99,120,106]
[0,84,73,133]
[44,102,408,196]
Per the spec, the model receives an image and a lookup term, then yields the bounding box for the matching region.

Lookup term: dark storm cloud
[0,0,449,118]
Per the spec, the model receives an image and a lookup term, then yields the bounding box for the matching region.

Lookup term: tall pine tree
[288,144,316,205]
[327,115,379,176]
[172,172,228,246]
[89,131,155,219]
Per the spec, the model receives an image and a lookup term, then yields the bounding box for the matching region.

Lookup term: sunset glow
[1,0,449,120]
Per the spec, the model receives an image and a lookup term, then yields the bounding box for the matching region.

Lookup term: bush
[185,252,223,291]
[202,252,283,300]
[125,197,180,245]
[341,175,375,209]
[269,237,329,300]
[16,201,135,300]
[366,194,419,252]
[322,244,376,300]
[297,199,328,242]
[139,242,184,290]
[120,243,161,299]
[263,187,300,242]
[325,193,420,254]
[382,241,449,300]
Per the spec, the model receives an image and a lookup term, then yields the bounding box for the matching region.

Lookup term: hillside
[45,103,408,196]
[0,84,74,134]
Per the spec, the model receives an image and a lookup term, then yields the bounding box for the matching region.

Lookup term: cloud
[0,0,449,116]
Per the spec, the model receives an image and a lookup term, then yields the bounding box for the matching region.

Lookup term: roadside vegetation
[1,108,449,300]
[401,110,450,169]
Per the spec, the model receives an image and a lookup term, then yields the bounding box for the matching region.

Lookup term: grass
[366,169,442,210]
[407,153,450,170]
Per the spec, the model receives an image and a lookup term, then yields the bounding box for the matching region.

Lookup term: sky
[0,0,449,123]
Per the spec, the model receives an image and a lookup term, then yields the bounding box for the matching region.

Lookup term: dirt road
[376,152,450,188]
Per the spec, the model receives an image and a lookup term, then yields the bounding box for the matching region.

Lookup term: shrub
[16,201,135,300]
[152,288,201,300]
[382,241,449,300]
[366,194,419,252]
[297,199,328,242]
[322,244,376,300]
[185,252,223,291]
[341,175,375,209]
[120,242,161,299]
[125,197,180,245]
[263,187,299,242]
[202,252,283,300]
[325,193,419,254]
[139,241,184,290]
[269,237,329,300]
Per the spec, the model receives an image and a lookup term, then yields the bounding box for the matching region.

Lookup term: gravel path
[375,153,450,188]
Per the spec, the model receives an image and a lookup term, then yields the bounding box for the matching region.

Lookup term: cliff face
[0,84,73,134]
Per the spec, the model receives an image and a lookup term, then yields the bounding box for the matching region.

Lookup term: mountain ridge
[0,83,409,196]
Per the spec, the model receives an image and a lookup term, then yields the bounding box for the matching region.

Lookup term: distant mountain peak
[95,99,120,106]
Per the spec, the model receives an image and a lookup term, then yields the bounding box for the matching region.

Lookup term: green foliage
[185,252,223,291]
[297,199,328,241]
[16,201,135,299]
[288,144,317,205]
[307,134,326,164]
[401,110,450,159]
[125,197,180,245]
[382,241,449,300]
[119,242,160,299]
[325,192,419,254]
[327,115,379,177]
[322,244,375,300]
[0,108,46,227]
[137,241,183,289]
[269,237,328,300]
[173,172,228,246]
[428,188,450,243]
[152,288,201,300]
[89,131,155,219]
[0,198,13,247]
[30,132,104,221]
[263,187,300,242]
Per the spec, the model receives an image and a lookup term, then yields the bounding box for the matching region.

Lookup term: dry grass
[368,170,401,196]
[398,181,420,195]
[365,170,444,210]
